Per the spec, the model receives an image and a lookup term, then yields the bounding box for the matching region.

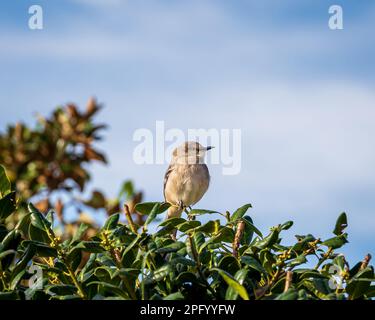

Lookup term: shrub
[0,100,373,300]
[0,165,373,300]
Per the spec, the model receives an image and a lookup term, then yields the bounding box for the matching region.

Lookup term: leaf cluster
[0,168,373,300]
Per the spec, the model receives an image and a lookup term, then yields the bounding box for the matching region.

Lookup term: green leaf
[346,267,374,300]
[294,269,326,280]
[45,284,77,296]
[366,285,375,298]
[275,288,298,300]
[0,291,20,300]
[349,262,362,278]
[72,241,104,253]
[201,227,235,250]
[309,278,332,296]
[28,203,51,232]
[211,268,249,300]
[28,223,50,244]
[159,217,186,228]
[14,213,31,236]
[163,292,184,300]
[289,254,307,267]
[67,248,83,272]
[169,257,196,267]
[155,241,185,254]
[0,191,16,221]
[259,249,276,274]
[333,212,348,236]
[135,202,170,215]
[71,223,89,243]
[0,249,16,260]
[0,165,11,198]
[253,228,280,250]
[22,240,57,257]
[51,294,82,300]
[242,216,263,238]
[174,272,198,285]
[292,234,317,253]
[218,255,241,275]
[322,233,348,249]
[118,180,134,199]
[193,232,206,253]
[176,220,201,232]
[0,230,21,268]
[0,225,7,242]
[102,213,119,231]
[144,203,161,227]
[225,269,249,300]
[241,256,267,276]
[121,235,141,265]
[281,221,294,231]
[10,245,36,287]
[88,281,129,299]
[230,204,252,222]
[45,209,54,227]
[194,220,220,234]
[113,268,140,281]
[188,209,219,216]
[147,265,171,283]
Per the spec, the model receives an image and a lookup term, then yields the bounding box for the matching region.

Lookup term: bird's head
[172,141,214,164]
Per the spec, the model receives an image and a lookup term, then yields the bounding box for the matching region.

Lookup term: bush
[0,165,374,300]
[0,101,373,300]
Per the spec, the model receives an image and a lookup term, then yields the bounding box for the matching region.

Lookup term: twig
[188,235,216,296]
[232,220,245,258]
[360,253,372,271]
[314,247,333,270]
[124,204,138,234]
[284,271,293,292]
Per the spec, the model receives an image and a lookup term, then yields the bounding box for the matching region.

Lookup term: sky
[0,0,374,265]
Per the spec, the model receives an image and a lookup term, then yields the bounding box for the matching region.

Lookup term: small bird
[163,141,213,226]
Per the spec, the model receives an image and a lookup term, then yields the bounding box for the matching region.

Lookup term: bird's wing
[163,164,174,201]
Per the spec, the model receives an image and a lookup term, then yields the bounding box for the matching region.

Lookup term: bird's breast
[164,164,210,207]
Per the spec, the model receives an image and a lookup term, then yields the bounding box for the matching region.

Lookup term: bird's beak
[206,146,214,151]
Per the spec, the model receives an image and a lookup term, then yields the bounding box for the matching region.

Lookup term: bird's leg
[171,229,177,241]
[186,206,196,220]
[178,200,184,210]
[184,204,196,221]
[169,200,184,240]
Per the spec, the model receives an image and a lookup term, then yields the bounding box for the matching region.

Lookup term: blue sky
[1,0,374,265]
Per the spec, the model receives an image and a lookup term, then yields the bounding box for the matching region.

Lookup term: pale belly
[164,164,210,207]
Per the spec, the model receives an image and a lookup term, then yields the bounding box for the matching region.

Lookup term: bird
[163,141,213,231]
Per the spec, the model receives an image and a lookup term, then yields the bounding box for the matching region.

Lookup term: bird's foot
[171,229,177,241]
[177,200,184,210]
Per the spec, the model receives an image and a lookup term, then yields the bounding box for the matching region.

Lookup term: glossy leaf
[188,209,218,216]
[211,268,249,300]
[230,204,252,222]
[346,267,374,300]
[0,191,16,221]
[225,269,249,300]
[322,233,348,249]
[333,212,348,236]
[0,165,11,198]
[135,202,170,215]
